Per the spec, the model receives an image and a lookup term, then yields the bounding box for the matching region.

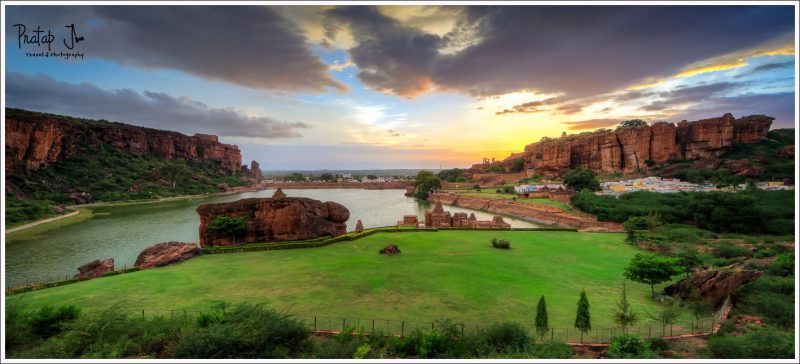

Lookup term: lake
[5,189,542,287]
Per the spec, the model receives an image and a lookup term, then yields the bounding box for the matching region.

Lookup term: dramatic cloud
[324,5,793,98]
[670,92,795,128]
[5,73,310,138]
[641,82,739,111]
[561,119,621,131]
[325,6,442,97]
[6,6,345,92]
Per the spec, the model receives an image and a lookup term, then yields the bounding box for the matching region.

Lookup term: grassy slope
[10,231,690,330]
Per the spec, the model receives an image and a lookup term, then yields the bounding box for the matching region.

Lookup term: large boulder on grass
[196,197,349,247]
[134,242,200,269]
[74,258,114,279]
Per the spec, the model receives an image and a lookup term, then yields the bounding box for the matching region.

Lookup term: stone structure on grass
[424,201,511,229]
[355,219,364,233]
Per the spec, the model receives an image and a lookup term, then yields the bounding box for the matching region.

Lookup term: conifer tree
[535,295,549,341]
[574,289,592,343]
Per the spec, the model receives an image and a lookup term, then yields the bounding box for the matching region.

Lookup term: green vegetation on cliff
[6,144,249,226]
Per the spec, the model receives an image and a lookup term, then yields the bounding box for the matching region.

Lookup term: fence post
[401,321,405,337]
[691,320,694,334]
[314,316,317,331]
[141,309,144,318]
[550,328,554,343]
[342,318,346,331]
[670,324,673,337]
[372,319,375,334]
[461,324,464,335]
[431,322,434,330]
[648,326,652,340]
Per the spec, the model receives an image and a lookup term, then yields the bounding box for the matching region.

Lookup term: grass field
[8,231,693,332]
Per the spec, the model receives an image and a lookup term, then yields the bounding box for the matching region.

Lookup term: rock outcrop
[134,242,200,269]
[5,109,242,174]
[249,160,262,181]
[74,258,114,279]
[664,269,762,308]
[196,197,349,247]
[355,219,364,233]
[516,113,773,177]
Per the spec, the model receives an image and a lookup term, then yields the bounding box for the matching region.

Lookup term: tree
[574,290,591,342]
[285,173,305,182]
[624,253,682,298]
[647,299,682,335]
[677,249,702,278]
[562,168,600,192]
[535,295,549,341]
[159,161,192,191]
[413,170,441,200]
[437,168,464,182]
[510,158,524,172]
[617,119,648,129]
[367,174,378,180]
[319,172,335,182]
[208,215,247,244]
[612,281,638,332]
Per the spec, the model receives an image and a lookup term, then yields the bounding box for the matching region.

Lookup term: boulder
[216,183,231,192]
[664,269,762,308]
[355,219,364,233]
[74,258,114,279]
[134,242,200,269]
[196,197,349,247]
[692,158,721,170]
[379,244,401,255]
[723,159,763,177]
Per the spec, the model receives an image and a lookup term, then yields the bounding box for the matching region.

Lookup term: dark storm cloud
[325,6,442,97]
[5,6,345,92]
[641,82,740,111]
[326,5,793,98]
[5,73,311,139]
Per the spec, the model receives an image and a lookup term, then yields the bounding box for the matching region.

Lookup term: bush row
[8,267,142,296]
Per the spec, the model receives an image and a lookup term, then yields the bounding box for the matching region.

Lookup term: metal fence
[111,309,715,344]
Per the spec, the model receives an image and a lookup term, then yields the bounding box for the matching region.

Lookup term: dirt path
[5,210,81,234]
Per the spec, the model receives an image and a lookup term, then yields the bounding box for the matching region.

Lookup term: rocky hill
[4,108,254,226]
[515,113,774,177]
[5,108,242,174]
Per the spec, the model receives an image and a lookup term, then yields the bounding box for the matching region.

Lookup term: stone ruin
[355,219,364,233]
[423,201,511,229]
[398,215,420,228]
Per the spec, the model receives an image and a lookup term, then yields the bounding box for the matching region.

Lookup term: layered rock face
[74,258,114,279]
[519,114,772,177]
[134,242,200,269]
[196,197,349,247]
[249,160,262,180]
[5,109,242,173]
[664,269,762,308]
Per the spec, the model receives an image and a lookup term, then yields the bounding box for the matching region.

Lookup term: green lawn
[9,231,694,334]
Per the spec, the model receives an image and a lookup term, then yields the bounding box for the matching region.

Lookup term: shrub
[174,303,310,358]
[502,185,515,194]
[732,276,794,328]
[707,326,794,359]
[491,238,511,249]
[623,215,662,231]
[648,337,669,352]
[713,243,751,259]
[766,253,794,276]
[477,322,531,354]
[607,334,654,359]
[29,305,81,338]
[473,184,481,191]
[531,342,572,358]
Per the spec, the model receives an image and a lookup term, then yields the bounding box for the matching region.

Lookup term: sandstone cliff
[196,197,350,247]
[5,109,242,174]
[518,114,772,177]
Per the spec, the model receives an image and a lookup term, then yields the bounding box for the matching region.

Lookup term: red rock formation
[616,125,652,173]
[250,160,262,180]
[74,258,114,279]
[196,197,349,247]
[664,269,762,308]
[5,109,241,173]
[134,242,200,269]
[512,113,772,177]
[355,219,364,233]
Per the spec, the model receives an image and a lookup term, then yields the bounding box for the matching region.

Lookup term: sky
[3,4,797,170]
